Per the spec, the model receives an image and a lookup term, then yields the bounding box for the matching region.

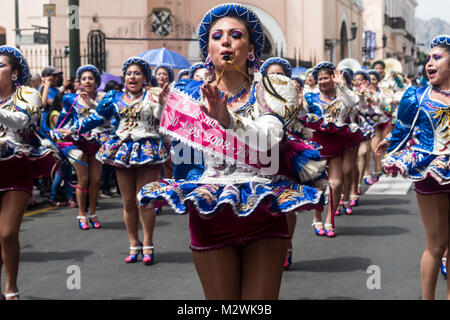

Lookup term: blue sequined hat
[198,3,265,61]
[354,70,370,81]
[368,70,381,82]
[189,62,206,79]
[177,69,190,81]
[154,63,175,83]
[0,45,30,86]
[431,34,450,48]
[122,57,152,81]
[259,57,292,78]
[76,64,102,85]
[312,61,335,82]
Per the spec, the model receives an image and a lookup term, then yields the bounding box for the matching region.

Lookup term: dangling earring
[247,52,259,75]
[204,55,215,81]
[11,74,19,87]
[205,55,213,70]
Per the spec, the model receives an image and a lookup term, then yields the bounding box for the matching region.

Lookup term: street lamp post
[47,15,52,65]
[15,0,20,49]
[43,4,56,67]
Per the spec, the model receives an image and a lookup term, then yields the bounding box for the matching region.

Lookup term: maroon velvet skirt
[73,139,101,156]
[188,204,289,252]
[312,131,359,159]
[414,177,450,195]
[0,157,34,195]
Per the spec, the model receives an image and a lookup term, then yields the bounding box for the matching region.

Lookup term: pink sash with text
[160,90,268,171]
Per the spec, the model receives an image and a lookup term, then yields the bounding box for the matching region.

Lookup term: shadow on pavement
[21,250,93,263]
[291,256,372,273]
[359,198,411,206]
[335,226,410,236]
[97,220,170,230]
[151,251,193,264]
[349,207,411,216]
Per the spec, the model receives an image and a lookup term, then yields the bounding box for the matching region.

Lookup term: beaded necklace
[432,86,450,97]
[320,91,337,102]
[218,79,250,104]
[126,90,144,100]
[216,57,252,105]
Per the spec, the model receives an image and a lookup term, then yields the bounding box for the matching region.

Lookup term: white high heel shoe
[4,292,20,300]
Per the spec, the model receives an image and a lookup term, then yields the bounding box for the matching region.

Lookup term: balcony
[389,17,406,30]
[384,15,406,30]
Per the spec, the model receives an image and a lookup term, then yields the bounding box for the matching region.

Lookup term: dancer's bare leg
[416,192,449,300]
[0,191,30,299]
[73,154,89,223]
[116,168,140,252]
[136,165,161,256]
[241,238,288,299]
[192,246,241,300]
[326,156,343,229]
[87,155,102,220]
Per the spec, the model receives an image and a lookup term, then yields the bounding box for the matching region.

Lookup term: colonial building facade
[362,0,418,74]
[1,0,417,77]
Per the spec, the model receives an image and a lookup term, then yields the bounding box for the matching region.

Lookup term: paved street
[3,177,448,300]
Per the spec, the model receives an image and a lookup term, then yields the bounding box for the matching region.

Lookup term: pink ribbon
[161,91,267,171]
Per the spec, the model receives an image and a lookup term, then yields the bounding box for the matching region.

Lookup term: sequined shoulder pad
[14,86,42,118]
[397,86,419,124]
[253,74,300,126]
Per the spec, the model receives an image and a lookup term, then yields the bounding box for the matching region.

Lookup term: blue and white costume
[138,3,326,220]
[382,35,450,186]
[382,85,449,185]
[138,73,326,217]
[51,65,111,158]
[55,92,108,144]
[75,58,170,168]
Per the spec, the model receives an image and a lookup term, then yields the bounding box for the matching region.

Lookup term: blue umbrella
[98,72,122,92]
[138,47,191,69]
[292,67,307,77]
